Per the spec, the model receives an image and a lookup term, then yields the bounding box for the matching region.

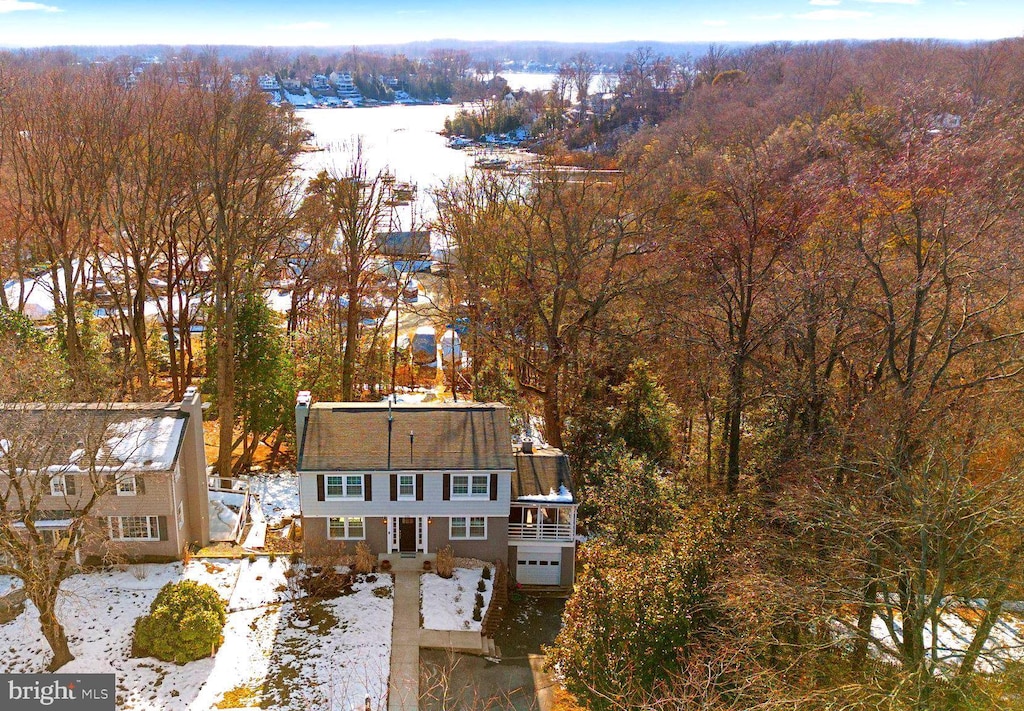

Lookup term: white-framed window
[398,474,415,500]
[109,516,159,541]
[451,474,489,498]
[325,475,363,499]
[116,475,137,497]
[49,475,66,497]
[450,516,487,540]
[328,516,365,540]
[177,501,185,529]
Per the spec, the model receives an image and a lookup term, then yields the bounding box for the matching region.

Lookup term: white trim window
[398,474,415,500]
[109,515,159,541]
[451,474,489,498]
[49,475,67,497]
[450,516,487,540]
[325,475,363,499]
[328,516,365,540]
[116,474,137,497]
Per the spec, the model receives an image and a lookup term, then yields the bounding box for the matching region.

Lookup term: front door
[399,517,417,552]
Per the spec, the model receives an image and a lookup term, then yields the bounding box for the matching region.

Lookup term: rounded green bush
[133,580,227,664]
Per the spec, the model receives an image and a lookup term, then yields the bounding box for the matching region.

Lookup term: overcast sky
[0,0,1019,47]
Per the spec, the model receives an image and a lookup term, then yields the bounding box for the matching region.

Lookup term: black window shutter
[364,475,372,501]
[106,474,117,490]
[390,475,397,501]
[157,516,168,541]
[490,472,498,501]
[65,475,76,496]
[317,475,325,501]
[442,473,450,501]
[416,474,424,501]
[136,475,145,495]
[97,516,109,538]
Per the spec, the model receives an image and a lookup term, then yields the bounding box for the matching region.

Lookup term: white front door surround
[388,515,427,554]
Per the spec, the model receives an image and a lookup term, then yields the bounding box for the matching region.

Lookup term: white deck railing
[507,523,574,541]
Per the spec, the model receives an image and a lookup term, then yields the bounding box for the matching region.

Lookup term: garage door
[516,551,561,586]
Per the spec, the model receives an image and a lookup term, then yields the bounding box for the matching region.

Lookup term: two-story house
[295,393,578,588]
[0,387,211,563]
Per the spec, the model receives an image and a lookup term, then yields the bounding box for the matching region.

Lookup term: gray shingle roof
[299,401,514,471]
[512,447,575,501]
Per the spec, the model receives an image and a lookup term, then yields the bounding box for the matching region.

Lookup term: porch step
[382,553,436,572]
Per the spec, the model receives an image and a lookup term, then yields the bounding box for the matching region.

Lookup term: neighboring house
[257,73,280,91]
[0,388,211,562]
[373,230,432,273]
[330,71,355,90]
[330,72,363,104]
[311,73,331,91]
[295,394,578,588]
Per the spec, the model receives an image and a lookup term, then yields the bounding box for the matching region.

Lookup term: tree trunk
[266,428,285,472]
[131,284,151,395]
[957,598,1004,679]
[542,368,563,449]
[725,356,744,495]
[36,593,74,671]
[165,274,181,398]
[216,304,236,478]
[717,408,730,485]
[54,262,84,381]
[341,283,360,401]
[852,551,880,669]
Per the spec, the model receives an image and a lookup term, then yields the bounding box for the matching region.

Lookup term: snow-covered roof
[517,484,574,503]
[104,416,186,469]
[0,405,189,473]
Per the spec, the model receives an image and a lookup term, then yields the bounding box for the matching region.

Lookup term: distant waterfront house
[330,72,364,104]
[0,388,212,563]
[311,73,331,91]
[257,73,280,91]
[295,395,578,588]
[373,230,432,273]
[329,71,355,90]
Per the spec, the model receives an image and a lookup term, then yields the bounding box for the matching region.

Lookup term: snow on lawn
[420,566,493,632]
[0,560,240,708]
[0,575,21,596]
[250,472,301,526]
[830,604,1024,675]
[227,556,293,612]
[0,559,394,711]
[209,574,394,710]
